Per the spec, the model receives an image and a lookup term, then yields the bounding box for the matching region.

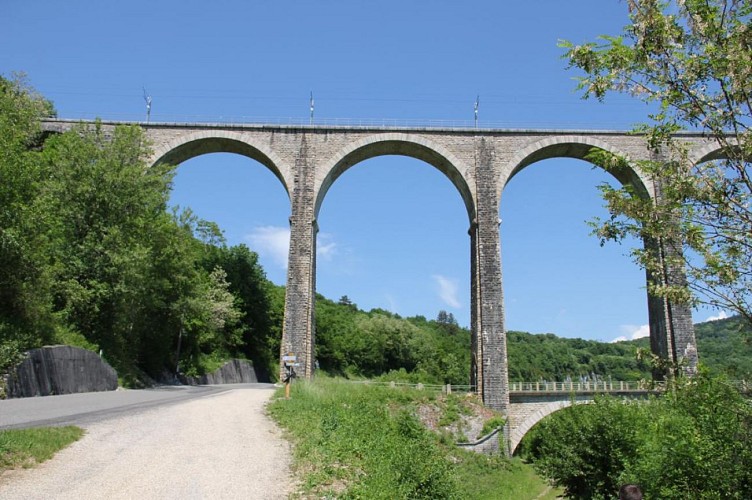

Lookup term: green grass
[453,452,562,499]
[267,376,558,499]
[0,426,84,472]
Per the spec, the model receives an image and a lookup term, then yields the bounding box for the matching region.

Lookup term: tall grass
[267,377,557,499]
[0,426,84,472]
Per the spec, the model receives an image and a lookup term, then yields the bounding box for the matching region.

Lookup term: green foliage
[202,244,278,380]
[268,377,457,499]
[628,314,752,379]
[315,293,745,386]
[630,375,752,498]
[452,453,563,500]
[268,377,556,499]
[561,0,752,324]
[522,396,647,499]
[0,426,83,472]
[508,330,652,381]
[524,374,752,499]
[315,301,471,384]
[480,416,506,437]
[0,74,58,359]
[0,76,279,383]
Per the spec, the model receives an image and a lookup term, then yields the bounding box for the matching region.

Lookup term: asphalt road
[0,383,276,429]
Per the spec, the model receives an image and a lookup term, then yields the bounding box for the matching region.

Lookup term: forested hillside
[628,315,752,379]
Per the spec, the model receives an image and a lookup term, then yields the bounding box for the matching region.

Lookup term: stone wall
[5,345,118,398]
[180,359,260,385]
[456,427,502,455]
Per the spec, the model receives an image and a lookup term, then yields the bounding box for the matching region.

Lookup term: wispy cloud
[317,232,338,262]
[246,226,339,270]
[611,324,650,343]
[384,293,399,315]
[246,226,290,269]
[433,274,461,309]
[703,310,730,322]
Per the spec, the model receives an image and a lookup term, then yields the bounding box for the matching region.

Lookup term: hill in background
[312,290,752,383]
[626,315,752,379]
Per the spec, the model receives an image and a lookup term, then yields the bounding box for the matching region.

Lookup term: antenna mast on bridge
[309,91,314,125]
[143,87,152,123]
[474,95,479,128]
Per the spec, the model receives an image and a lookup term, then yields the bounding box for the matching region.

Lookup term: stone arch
[689,141,739,165]
[501,135,651,200]
[150,130,291,198]
[509,399,590,455]
[314,133,475,222]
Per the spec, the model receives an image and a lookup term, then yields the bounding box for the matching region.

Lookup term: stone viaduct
[42,119,720,416]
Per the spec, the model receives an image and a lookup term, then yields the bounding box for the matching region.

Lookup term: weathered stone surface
[5,345,118,398]
[456,427,502,455]
[180,359,261,385]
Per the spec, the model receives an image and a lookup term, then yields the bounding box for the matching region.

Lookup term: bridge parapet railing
[509,380,657,393]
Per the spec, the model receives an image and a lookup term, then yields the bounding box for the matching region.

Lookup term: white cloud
[433,274,461,309]
[611,324,650,343]
[704,310,730,322]
[384,293,399,315]
[316,232,338,262]
[246,226,290,269]
[246,226,339,270]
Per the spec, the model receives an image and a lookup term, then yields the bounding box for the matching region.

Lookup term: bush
[524,374,752,499]
[524,396,646,499]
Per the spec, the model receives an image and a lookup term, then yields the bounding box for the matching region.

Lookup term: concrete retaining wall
[5,345,118,398]
[180,359,260,385]
[456,427,502,455]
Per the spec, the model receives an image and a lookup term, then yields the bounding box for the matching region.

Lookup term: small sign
[282,355,297,362]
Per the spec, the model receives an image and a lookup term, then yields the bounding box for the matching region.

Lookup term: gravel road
[0,386,294,499]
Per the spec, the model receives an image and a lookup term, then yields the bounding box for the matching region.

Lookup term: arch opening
[167,152,292,380]
[170,152,291,284]
[153,135,290,196]
[314,154,472,382]
[504,141,651,200]
[315,137,475,223]
[501,157,650,379]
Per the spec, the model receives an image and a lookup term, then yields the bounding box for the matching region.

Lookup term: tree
[36,122,176,369]
[0,74,57,371]
[561,0,752,324]
[202,244,277,379]
[523,396,647,499]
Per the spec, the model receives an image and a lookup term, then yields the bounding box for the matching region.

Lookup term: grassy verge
[267,377,559,499]
[0,426,84,473]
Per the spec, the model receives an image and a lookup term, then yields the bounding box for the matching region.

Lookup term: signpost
[282,353,297,399]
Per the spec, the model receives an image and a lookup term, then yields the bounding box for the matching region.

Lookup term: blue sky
[1,1,727,342]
